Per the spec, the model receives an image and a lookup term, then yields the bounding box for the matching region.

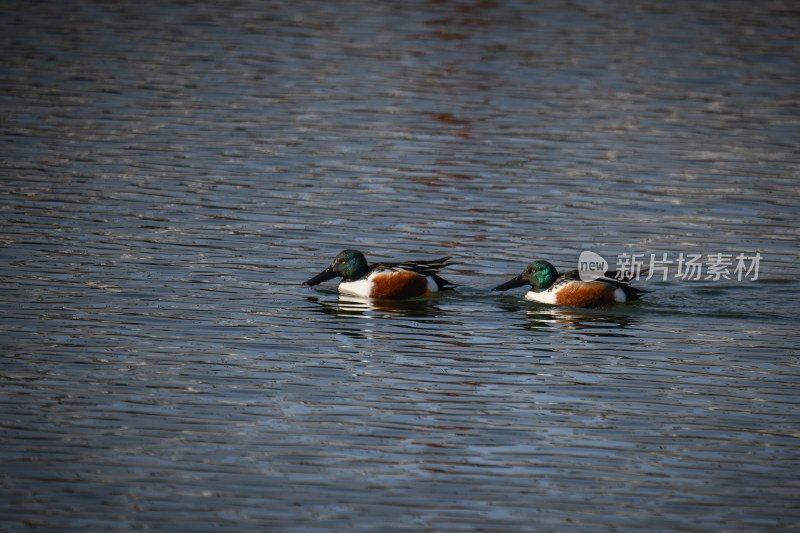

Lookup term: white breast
[525,289,557,304]
[339,278,374,297]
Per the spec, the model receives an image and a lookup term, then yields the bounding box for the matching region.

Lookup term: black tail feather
[431,273,457,291]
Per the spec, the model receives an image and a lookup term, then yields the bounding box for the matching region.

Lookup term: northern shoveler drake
[304,249,455,300]
[493,260,651,308]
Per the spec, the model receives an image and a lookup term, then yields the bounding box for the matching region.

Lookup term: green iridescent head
[521,260,559,291]
[304,249,370,285]
[493,260,559,292]
[330,249,369,281]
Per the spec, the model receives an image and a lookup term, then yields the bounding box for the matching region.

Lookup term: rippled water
[2,1,800,531]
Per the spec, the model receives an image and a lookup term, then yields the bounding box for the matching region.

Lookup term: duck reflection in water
[492,297,638,334]
[522,307,637,335]
[305,293,451,319]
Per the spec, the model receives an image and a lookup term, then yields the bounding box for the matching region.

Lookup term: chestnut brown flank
[555,281,617,308]
[372,271,430,300]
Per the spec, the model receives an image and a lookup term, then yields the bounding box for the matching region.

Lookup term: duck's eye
[341,259,346,264]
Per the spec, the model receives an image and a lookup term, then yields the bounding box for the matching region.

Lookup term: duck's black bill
[492,274,527,291]
[304,266,337,286]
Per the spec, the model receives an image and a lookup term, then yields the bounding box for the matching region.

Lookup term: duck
[304,249,455,300]
[493,260,650,308]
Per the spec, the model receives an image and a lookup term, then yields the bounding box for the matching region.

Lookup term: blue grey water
[1,1,799,531]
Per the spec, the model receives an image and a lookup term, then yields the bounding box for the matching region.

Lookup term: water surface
[2,1,799,531]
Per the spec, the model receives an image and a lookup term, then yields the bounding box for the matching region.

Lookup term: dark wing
[566,268,651,290]
[371,256,453,277]
[556,269,582,283]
